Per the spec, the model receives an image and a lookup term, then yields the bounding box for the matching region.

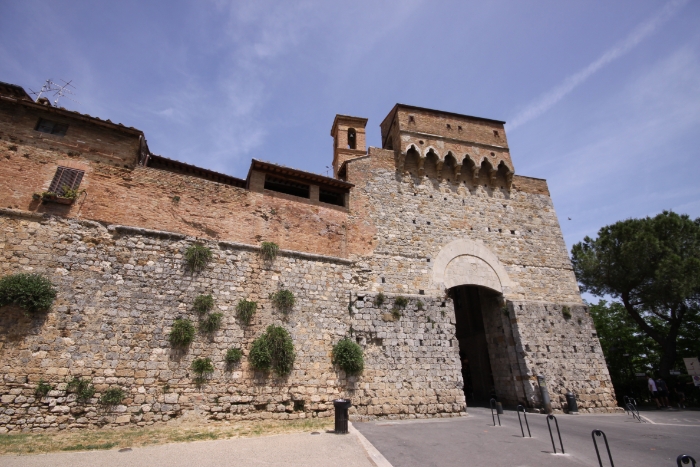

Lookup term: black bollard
[333,399,352,434]
[565,392,578,414]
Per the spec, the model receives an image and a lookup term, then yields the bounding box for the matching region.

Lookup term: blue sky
[1,0,699,253]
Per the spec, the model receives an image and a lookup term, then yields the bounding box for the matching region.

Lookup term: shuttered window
[35,118,69,136]
[48,167,84,196]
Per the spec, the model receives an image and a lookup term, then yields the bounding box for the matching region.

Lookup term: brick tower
[330,114,368,178]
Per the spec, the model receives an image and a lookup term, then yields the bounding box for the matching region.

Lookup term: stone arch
[404,142,421,157]
[432,238,514,294]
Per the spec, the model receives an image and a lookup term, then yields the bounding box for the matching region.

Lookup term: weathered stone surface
[0,97,618,433]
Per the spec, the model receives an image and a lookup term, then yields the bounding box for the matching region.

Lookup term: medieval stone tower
[0,82,617,433]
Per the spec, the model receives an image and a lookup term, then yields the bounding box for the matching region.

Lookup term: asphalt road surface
[354,407,700,467]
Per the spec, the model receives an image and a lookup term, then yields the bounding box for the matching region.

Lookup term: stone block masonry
[0,211,465,432]
[0,87,620,432]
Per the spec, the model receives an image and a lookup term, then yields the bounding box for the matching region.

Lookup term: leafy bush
[67,377,95,403]
[394,296,408,308]
[191,357,214,386]
[562,306,572,320]
[35,379,53,397]
[0,273,56,313]
[225,348,243,364]
[260,242,279,261]
[249,325,295,376]
[184,244,212,272]
[332,338,364,376]
[391,307,402,319]
[374,293,385,307]
[191,357,214,376]
[199,312,223,333]
[193,294,214,314]
[100,387,126,406]
[169,318,195,347]
[271,289,295,313]
[236,299,257,325]
[416,300,424,311]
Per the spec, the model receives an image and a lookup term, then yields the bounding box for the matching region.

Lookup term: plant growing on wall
[416,300,424,311]
[225,348,243,365]
[184,244,212,272]
[236,299,257,325]
[249,325,295,376]
[373,293,385,307]
[67,377,95,403]
[61,185,83,200]
[260,242,279,261]
[169,318,195,347]
[332,338,364,376]
[199,312,223,333]
[193,294,214,314]
[562,306,572,320]
[271,289,295,313]
[394,296,408,309]
[191,357,214,386]
[35,379,53,398]
[100,387,126,407]
[0,273,56,314]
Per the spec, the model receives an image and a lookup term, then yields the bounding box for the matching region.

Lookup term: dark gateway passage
[451,285,498,403]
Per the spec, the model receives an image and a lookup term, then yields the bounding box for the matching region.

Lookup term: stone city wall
[0,210,464,433]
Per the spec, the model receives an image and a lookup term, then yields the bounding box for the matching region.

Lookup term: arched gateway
[432,239,521,404]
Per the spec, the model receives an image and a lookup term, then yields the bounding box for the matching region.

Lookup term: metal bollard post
[546,414,564,454]
[537,375,553,414]
[591,429,614,467]
[489,398,501,426]
[677,454,697,467]
[516,404,531,437]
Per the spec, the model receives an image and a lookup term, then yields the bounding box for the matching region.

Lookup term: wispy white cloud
[507,0,689,131]
[542,43,700,246]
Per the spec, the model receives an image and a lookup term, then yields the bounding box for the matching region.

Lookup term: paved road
[0,430,375,467]
[355,408,700,467]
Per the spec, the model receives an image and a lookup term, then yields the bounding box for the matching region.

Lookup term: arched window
[347,128,356,149]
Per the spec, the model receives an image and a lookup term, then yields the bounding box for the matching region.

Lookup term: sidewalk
[0,428,378,467]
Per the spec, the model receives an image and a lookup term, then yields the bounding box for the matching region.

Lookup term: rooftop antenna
[325,166,330,177]
[28,78,58,102]
[51,79,78,107]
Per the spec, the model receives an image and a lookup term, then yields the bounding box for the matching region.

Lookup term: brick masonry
[0,90,618,433]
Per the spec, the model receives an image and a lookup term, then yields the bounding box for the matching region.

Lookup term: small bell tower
[331,114,368,178]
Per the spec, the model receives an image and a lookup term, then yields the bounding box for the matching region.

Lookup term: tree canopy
[571,211,700,377]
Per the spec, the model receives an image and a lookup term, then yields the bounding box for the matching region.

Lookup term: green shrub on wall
[169,318,196,347]
[374,293,385,307]
[191,357,214,386]
[236,299,257,325]
[193,294,214,314]
[184,244,212,272]
[394,296,408,308]
[260,242,279,261]
[199,312,223,333]
[562,306,572,320]
[249,325,295,376]
[271,289,295,313]
[67,377,95,403]
[35,379,53,398]
[332,338,364,376]
[100,387,126,407]
[0,273,56,313]
[225,348,243,364]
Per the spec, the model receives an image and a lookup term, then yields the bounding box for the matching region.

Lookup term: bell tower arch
[331,114,368,178]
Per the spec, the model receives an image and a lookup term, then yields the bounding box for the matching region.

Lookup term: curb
[349,422,394,467]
